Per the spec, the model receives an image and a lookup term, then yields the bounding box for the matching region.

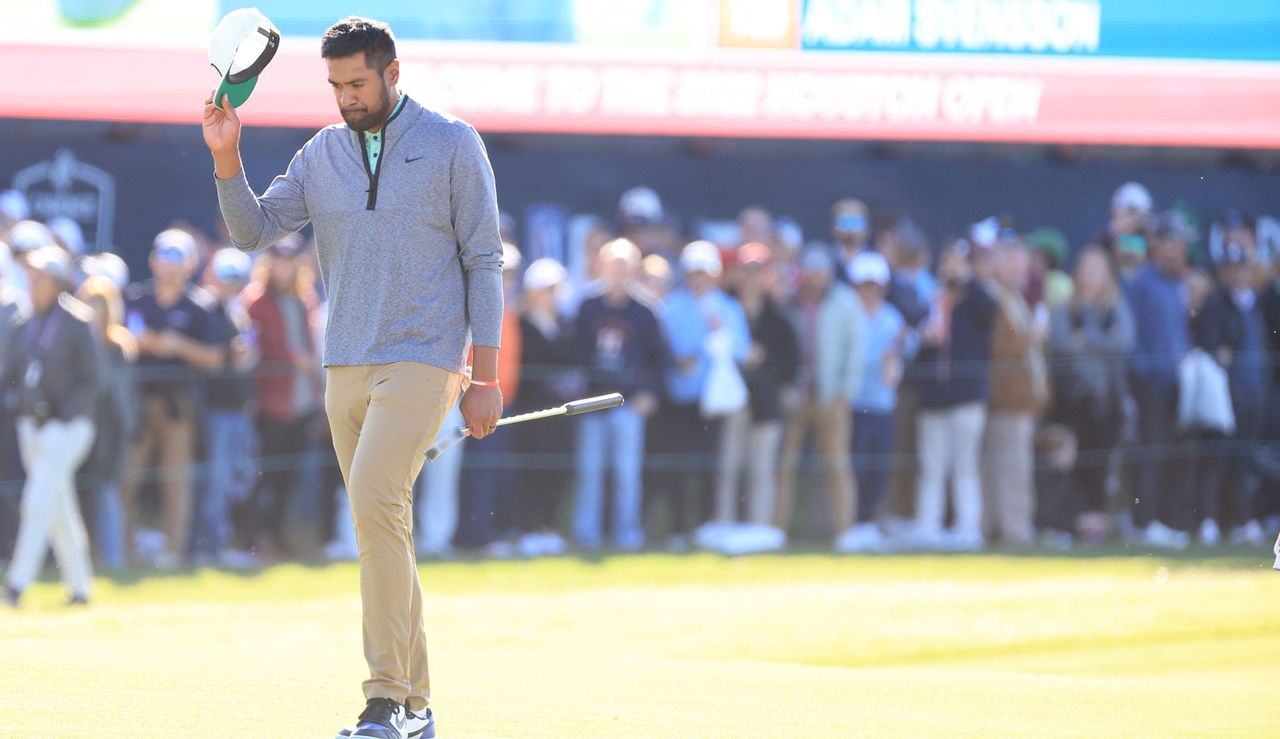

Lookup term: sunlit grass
[1,549,1274,737]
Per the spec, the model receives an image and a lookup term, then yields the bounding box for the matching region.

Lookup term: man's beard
[342,87,392,132]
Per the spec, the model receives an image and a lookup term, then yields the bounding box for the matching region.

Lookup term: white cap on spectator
[27,245,72,284]
[9,220,55,253]
[1112,182,1153,214]
[81,252,130,290]
[0,190,29,222]
[969,217,1000,250]
[48,216,86,256]
[523,258,568,292]
[619,186,664,226]
[501,242,523,272]
[211,248,253,283]
[848,251,891,286]
[152,228,197,265]
[680,240,722,277]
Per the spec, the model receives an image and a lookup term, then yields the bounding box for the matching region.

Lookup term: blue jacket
[1125,264,1190,385]
[661,288,750,405]
[853,302,914,414]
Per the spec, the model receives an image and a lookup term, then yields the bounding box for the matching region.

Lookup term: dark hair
[321,17,396,70]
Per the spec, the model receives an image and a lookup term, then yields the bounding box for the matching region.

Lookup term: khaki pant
[981,411,1037,545]
[120,393,196,561]
[714,408,784,525]
[775,397,856,533]
[326,362,462,713]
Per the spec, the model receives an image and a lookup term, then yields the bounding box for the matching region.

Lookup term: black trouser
[1129,377,1192,530]
[236,416,308,554]
[1194,388,1266,528]
[0,408,22,560]
[1066,398,1121,516]
[645,401,718,537]
[517,414,572,533]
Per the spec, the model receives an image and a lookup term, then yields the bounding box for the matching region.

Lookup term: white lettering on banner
[413,60,1043,129]
[419,62,541,116]
[914,0,1101,53]
[726,0,795,43]
[600,66,675,117]
[672,69,764,118]
[763,71,941,122]
[802,0,912,48]
[940,75,1044,123]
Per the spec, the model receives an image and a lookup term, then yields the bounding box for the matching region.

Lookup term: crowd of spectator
[2,179,1279,602]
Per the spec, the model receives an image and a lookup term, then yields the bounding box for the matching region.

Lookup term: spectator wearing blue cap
[193,248,259,566]
[1124,211,1195,549]
[1189,243,1271,547]
[121,229,224,568]
[775,247,866,540]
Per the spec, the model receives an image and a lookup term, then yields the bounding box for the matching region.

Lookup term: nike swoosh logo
[405,156,424,163]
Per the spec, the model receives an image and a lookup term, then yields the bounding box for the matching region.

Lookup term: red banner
[4,40,1279,147]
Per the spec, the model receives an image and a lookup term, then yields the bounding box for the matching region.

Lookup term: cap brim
[215,75,258,109]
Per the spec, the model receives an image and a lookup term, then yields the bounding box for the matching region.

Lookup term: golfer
[203,17,503,739]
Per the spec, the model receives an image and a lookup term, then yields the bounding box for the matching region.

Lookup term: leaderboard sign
[1,0,1278,147]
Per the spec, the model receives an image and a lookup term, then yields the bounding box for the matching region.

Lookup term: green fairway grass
[1,550,1276,737]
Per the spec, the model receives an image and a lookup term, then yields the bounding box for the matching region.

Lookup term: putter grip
[563,393,625,415]
[424,425,468,462]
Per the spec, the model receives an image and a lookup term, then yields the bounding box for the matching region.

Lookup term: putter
[425,393,625,462]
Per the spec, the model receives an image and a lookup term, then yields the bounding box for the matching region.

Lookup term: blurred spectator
[1125,211,1194,548]
[193,249,258,566]
[638,253,673,303]
[241,236,320,558]
[1025,227,1073,310]
[455,243,523,554]
[911,243,998,550]
[6,220,56,310]
[1047,246,1135,544]
[515,259,578,557]
[75,276,138,570]
[737,206,774,247]
[0,190,30,231]
[81,252,130,292]
[842,252,913,553]
[48,216,86,258]
[831,198,870,265]
[0,242,21,558]
[572,239,665,550]
[775,248,865,540]
[2,247,100,607]
[654,241,749,549]
[875,218,931,328]
[618,186,678,256]
[1102,182,1153,279]
[1190,245,1270,547]
[714,243,799,527]
[121,229,222,568]
[982,242,1049,547]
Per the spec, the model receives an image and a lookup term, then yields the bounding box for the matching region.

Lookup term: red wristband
[469,379,500,388]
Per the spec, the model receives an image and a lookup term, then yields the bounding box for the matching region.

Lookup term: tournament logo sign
[12,148,116,253]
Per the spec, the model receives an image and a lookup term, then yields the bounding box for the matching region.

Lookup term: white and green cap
[209,8,280,109]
